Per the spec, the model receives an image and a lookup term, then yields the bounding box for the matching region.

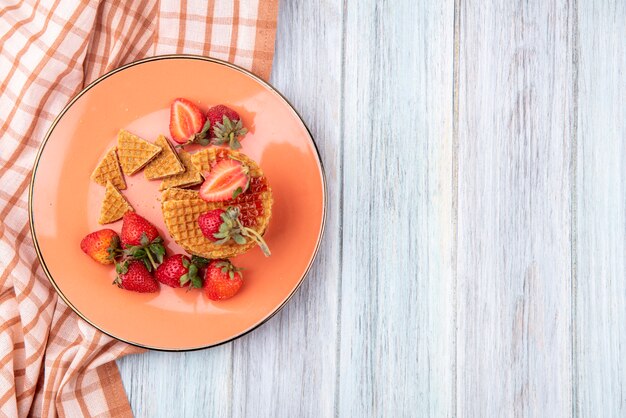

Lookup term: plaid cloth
[0,0,278,416]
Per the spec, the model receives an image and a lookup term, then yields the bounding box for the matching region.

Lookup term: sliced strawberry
[199,159,249,202]
[169,98,207,144]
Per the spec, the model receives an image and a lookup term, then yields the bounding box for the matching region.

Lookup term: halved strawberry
[199,159,249,202]
[169,98,207,144]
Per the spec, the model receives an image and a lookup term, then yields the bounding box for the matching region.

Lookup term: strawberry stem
[145,249,158,270]
[235,218,271,257]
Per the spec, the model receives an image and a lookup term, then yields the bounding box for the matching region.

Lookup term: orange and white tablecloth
[0,1,278,416]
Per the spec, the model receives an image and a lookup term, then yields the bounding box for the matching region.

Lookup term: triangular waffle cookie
[159,150,203,190]
[161,148,272,258]
[98,181,134,224]
[117,129,162,175]
[90,147,126,190]
[144,135,185,180]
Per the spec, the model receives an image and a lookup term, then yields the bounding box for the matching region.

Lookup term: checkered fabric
[0,1,278,416]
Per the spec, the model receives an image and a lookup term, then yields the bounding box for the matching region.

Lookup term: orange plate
[29,55,326,351]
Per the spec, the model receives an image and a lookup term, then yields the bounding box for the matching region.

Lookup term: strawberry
[198,209,225,242]
[121,212,159,246]
[199,159,249,202]
[155,254,208,288]
[198,206,271,256]
[114,261,159,293]
[203,259,244,300]
[120,213,166,270]
[169,98,208,145]
[206,105,247,150]
[80,229,121,264]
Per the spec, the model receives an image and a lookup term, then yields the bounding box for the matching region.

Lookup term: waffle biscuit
[161,149,273,258]
[161,188,200,202]
[190,148,263,178]
[144,135,185,180]
[162,198,256,258]
[90,147,126,190]
[159,150,203,190]
[98,181,133,224]
[117,129,162,175]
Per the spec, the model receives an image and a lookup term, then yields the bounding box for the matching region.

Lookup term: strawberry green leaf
[140,232,149,247]
[232,187,243,199]
[115,262,128,275]
[230,137,242,150]
[180,274,190,285]
[149,243,166,260]
[191,255,210,268]
[131,248,146,258]
[107,236,122,260]
[200,119,211,134]
[233,234,247,245]
[190,276,203,289]
[188,264,198,277]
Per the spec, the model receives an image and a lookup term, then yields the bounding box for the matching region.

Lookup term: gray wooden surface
[117,1,626,416]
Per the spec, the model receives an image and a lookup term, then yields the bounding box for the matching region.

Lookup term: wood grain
[575,1,626,416]
[338,1,455,416]
[230,0,343,416]
[456,1,575,416]
[116,1,626,416]
[117,347,232,417]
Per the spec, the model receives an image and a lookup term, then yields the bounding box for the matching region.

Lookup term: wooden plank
[338,1,456,416]
[117,347,232,417]
[456,1,575,416]
[229,1,343,417]
[575,1,626,416]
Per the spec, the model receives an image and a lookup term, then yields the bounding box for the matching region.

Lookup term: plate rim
[28,54,327,352]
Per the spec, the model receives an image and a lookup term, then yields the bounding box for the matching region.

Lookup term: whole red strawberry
[203,259,244,300]
[121,212,159,246]
[80,229,121,264]
[155,254,207,288]
[206,105,247,150]
[198,207,271,256]
[206,105,240,127]
[120,213,165,271]
[198,209,226,242]
[114,261,159,293]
